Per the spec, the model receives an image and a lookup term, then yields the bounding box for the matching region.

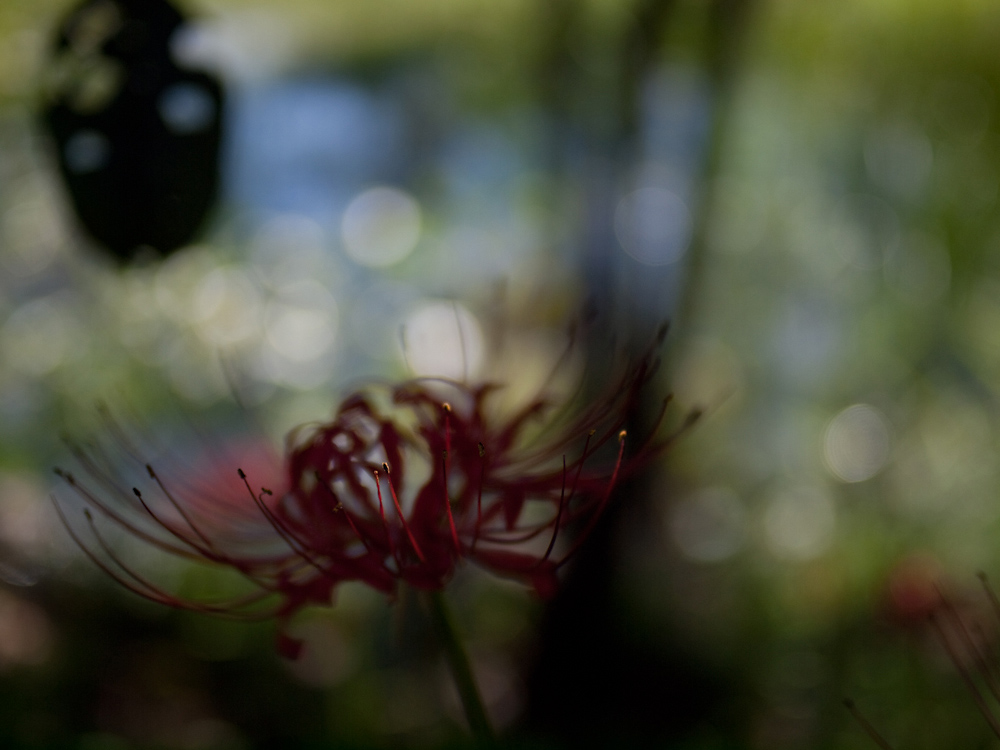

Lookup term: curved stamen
[51,497,278,620]
[55,468,208,561]
[440,405,461,554]
[131,487,221,563]
[239,469,341,583]
[470,442,486,552]
[315,471,373,553]
[539,455,568,565]
[146,464,217,550]
[381,464,426,563]
[373,469,400,566]
[557,430,627,566]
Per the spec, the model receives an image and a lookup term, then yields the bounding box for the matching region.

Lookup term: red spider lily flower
[54,340,693,656]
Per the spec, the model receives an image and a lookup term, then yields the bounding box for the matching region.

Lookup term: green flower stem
[424,589,496,746]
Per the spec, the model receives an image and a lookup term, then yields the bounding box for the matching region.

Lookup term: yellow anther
[618,430,627,442]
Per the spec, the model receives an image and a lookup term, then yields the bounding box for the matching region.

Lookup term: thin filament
[314,472,372,553]
[131,487,224,564]
[51,498,276,620]
[440,405,461,553]
[373,469,400,564]
[937,588,1000,706]
[146,464,217,550]
[381,465,426,563]
[539,455,568,565]
[239,470,337,582]
[929,610,1000,739]
[558,430,627,566]
[843,699,895,750]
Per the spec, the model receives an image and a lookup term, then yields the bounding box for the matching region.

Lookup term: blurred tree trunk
[522,0,759,744]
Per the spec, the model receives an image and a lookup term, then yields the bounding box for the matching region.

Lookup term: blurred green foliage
[1,0,1000,748]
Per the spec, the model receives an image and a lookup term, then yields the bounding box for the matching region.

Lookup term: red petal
[502,491,526,530]
[473,548,560,597]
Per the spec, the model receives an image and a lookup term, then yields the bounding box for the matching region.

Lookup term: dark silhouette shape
[42,0,223,262]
